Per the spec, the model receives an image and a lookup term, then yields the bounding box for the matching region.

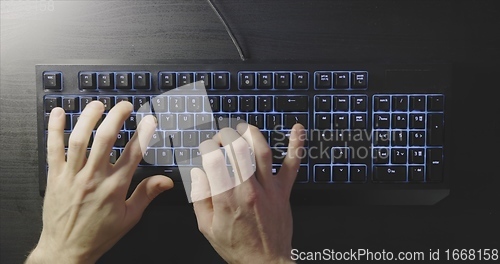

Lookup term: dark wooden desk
[1,1,498,263]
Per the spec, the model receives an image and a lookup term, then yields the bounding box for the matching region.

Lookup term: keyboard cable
[206,0,247,61]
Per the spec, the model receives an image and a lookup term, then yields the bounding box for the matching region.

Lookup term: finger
[191,168,214,235]
[198,139,236,210]
[86,101,133,170]
[212,128,257,187]
[277,123,305,192]
[125,175,173,225]
[236,123,272,187]
[190,168,212,202]
[66,101,104,173]
[46,107,66,175]
[113,115,157,181]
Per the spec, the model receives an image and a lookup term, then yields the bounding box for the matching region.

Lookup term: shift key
[275,96,308,112]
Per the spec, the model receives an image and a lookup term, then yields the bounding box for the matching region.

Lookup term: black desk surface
[1,0,498,263]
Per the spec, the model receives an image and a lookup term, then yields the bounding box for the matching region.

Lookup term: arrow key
[333,166,348,182]
[314,166,331,182]
[350,166,366,182]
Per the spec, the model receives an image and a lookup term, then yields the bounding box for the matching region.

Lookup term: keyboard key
[284,114,307,129]
[207,96,220,112]
[272,148,287,164]
[133,72,150,89]
[115,73,131,89]
[222,96,238,112]
[315,72,331,89]
[195,114,213,130]
[196,72,212,89]
[214,114,230,129]
[275,72,290,89]
[257,96,273,112]
[80,96,96,111]
[116,96,132,104]
[333,72,349,89]
[165,132,181,148]
[314,166,331,182]
[159,114,176,130]
[183,131,199,147]
[350,114,366,129]
[187,96,203,112]
[391,131,407,146]
[426,148,443,182]
[373,166,406,182]
[214,73,229,89]
[239,72,255,89]
[427,95,444,111]
[239,96,255,112]
[248,114,264,129]
[125,115,138,130]
[427,113,444,146]
[315,114,331,129]
[98,97,114,111]
[62,97,79,112]
[141,149,156,165]
[170,96,185,112]
[200,131,216,142]
[332,166,348,181]
[409,131,424,146]
[374,96,390,111]
[266,114,282,130]
[392,96,408,111]
[409,149,425,164]
[79,72,96,90]
[292,72,308,89]
[178,114,195,130]
[374,130,390,146]
[333,96,349,111]
[114,132,128,147]
[151,96,168,112]
[410,114,425,129]
[351,96,367,111]
[351,72,367,88]
[410,95,426,111]
[373,148,389,164]
[409,166,425,182]
[97,73,114,89]
[109,150,119,164]
[391,148,407,164]
[257,72,272,89]
[315,96,331,112]
[332,148,349,164]
[133,96,149,112]
[43,72,62,90]
[374,114,390,129]
[275,96,308,112]
[333,114,348,129]
[157,149,174,165]
[44,97,61,112]
[295,166,309,182]
[159,72,176,90]
[178,73,193,86]
[392,114,408,129]
[230,114,247,129]
[350,166,366,182]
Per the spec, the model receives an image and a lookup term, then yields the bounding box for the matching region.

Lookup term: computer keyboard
[36,62,451,205]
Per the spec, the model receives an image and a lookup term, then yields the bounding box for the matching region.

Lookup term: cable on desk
[206,0,247,61]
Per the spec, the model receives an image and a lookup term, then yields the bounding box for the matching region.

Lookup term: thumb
[126,175,174,223]
[277,123,305,191]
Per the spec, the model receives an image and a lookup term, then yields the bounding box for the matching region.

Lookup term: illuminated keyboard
[36,63,451,205]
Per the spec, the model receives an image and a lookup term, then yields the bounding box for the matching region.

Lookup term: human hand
[191,124,305,264]
[26,101,173,264]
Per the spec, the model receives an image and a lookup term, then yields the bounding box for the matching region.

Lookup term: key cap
[195,114,213,130]
[248,114,264,129]
[284,114,307,129]
[239,96,255,112]
[351,96,367,111]
[200,131,216,142]
[373,148,389,164]
[116,96,132,104]
[391,131,407,146]
[374,96,390,111]
[149,131,164,147]
[409,148,425,164]
[44,72,62,90]
[79,72,96,90]
[44,97,61,112]
[351,72,367,89]
[374,166,406,181]
[410,114,425,129]
[391,148,407,164]
[427,113,444,146]
[165,132,181,148]
[275,72,290,89]
[191,149,202,165]
[80,96,96,111]
[410,95,426,111]
[114,131,128,147]
[257,96,273,112]
[427,95,444,111]
[315,114,332,129]
[315,72,331,89]
[174,149,191,165]
[266,114,282,130]
[292,72,308,89]
[125,115,138,130]
[314,166,331,182]
[315,96,331,112]
[133,96,149,112]
[333,114,348,129]
[332,147,349,164]
[392,113,408,129]
[157,149,174,165]
[178,73,193,86]
[230,114,246,129]
[409,131,425,146]
[426,148,443,182]
[207,96,220,112]
[187,96,203,112]
[151,96,168,112]
[116,73,132,89]
[275,96,308,112]
[178,114,195,130]
[333,166,348,181]
[196,72,212,89]
[183,131,199,147]
[140,149,156,165]
[374,114,390,129]
[392,96,408,111]
[133,72,150,89]
[296,166,309,182]
[222,96,238,112]
[214,73,229,89]
[170,96,185,112]
[97,73,114,89]
[333,72,349,89]
[350,166,366,182]
[98,97,114,111]
[239,72,255,89]
[109,149,119,164]
[374,130,390,146]
[62,97,79,112]
[350,114,366,129]
[271,148,287,164]
[214,114,230,129]
[257,73,272,89]
[159,72,176,90]
[333,96,349,111]
[409,166,425,181]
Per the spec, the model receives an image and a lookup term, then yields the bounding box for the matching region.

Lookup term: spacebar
[133,166,184,182]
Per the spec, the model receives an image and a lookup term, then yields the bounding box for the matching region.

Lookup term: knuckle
[69,137,87,150]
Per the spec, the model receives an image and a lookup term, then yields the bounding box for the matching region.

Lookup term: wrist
[25,240,95,264]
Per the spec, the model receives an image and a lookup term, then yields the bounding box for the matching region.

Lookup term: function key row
[238,71,309,90]
[373,94,444,112]
[315,71,368,89]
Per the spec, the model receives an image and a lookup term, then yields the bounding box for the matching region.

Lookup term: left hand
[26,101,173,264]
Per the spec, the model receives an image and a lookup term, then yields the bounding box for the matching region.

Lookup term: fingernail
[51,107,64,117]
[191,170,199,183]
